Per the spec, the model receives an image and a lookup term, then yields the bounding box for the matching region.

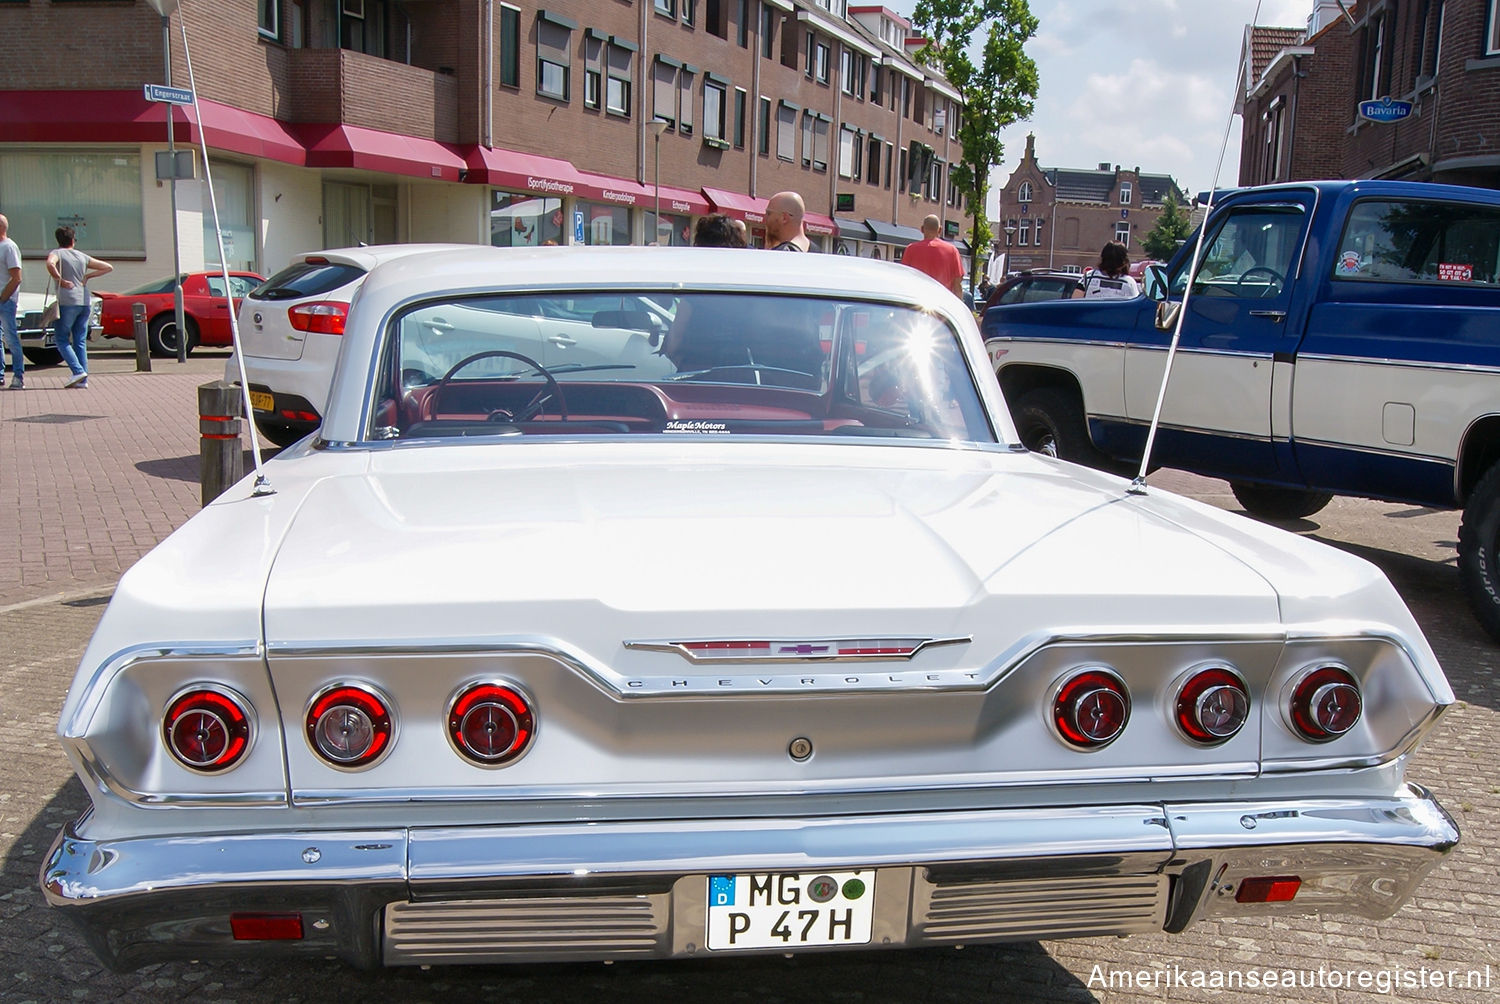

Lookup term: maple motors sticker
[664,420,729,434]
[1438,263,1473,282]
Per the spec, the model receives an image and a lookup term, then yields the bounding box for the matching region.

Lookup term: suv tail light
[306,684,394,768]
[1052,669,1130,749]
[288,301,349,335]
[164,687,252,772]
[447,682,535,766]
[1289,666,1362,742]
[1175,667,1250,744]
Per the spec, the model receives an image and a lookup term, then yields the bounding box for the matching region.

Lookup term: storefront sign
[1358,98,1413,123]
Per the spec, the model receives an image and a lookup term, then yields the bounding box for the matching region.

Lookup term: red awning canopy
[0,90,305,165]
[295,123,465,182]
[804,211,837,237]
[465,146,592,199]
[702,187,769,225]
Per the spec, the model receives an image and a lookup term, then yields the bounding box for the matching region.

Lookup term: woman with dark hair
[1073,240,1139,300]
[693,214,748,248]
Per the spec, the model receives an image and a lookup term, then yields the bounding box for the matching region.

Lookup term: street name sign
[144,83,195,106]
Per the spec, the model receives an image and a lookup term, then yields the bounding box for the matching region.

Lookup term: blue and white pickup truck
[982,179,1500,641]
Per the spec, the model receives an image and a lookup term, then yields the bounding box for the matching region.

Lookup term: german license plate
[706,871,873,950]
[248,390,274,413]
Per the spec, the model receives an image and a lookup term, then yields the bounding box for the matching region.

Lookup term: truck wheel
[1012,388,1103,466]
[1229,482,1334,520]
[1459,464,1500,643]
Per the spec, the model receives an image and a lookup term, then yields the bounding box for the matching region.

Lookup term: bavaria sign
[144,83,194,106]
[1358,97,1413,124]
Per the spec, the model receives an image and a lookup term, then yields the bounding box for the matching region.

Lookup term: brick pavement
[0,348,238,608]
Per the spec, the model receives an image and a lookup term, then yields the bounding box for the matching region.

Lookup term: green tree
[912,0,1039,284]
[1141,195,1193,261]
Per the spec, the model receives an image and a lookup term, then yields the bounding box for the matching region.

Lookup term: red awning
[0,90,304,165]
[295,123,466,182]
[804,211,838,237]
[465,146,593,199]
[702,187,769,225]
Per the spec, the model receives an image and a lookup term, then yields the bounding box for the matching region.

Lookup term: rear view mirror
[1144,264,1168,301]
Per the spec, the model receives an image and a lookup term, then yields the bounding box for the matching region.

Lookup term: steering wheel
[431,350,568,424]
[1235,265,1285,298]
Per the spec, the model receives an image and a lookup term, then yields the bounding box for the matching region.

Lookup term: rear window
[1334,199,1500,285]
[250,261,366,301]
[123,275,184,295]
[370,290,995,446]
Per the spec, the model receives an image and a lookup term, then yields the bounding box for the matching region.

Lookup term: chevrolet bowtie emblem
[623,637,969,663]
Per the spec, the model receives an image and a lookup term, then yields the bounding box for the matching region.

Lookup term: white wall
[257,162,324,274]
[406,183,487,244]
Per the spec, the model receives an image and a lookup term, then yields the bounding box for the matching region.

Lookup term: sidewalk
[0,347,249,607]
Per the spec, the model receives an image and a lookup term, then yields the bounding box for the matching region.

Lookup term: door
[1124,192,1314,478]
[323,182,372,248]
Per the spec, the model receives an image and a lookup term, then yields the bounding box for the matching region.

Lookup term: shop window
[499,5,520,87]
[205,160,257,273]
[777,101,797,161]
[491,193,564,247]
[536,16,572,101]
[0,150,145,256]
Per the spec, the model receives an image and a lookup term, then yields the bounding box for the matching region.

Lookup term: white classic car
[42,247,1457,970]
[16,289,103,366]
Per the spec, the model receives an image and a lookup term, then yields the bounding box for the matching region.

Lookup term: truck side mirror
[1144,264,1168,301]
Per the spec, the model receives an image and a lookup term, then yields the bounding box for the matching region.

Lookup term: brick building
[993,134,1182,275]
[1240,0,1500,189]
[0,0,971,294]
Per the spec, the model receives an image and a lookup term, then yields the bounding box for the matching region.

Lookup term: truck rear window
[1334,199,1500,285]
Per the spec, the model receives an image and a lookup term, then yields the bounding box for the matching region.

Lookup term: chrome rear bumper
[41,787,1457,970]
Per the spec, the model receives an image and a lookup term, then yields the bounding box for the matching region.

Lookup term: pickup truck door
[1124,192,1314,478]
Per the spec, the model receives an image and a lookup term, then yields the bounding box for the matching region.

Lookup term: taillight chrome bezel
[445,680,536,767]
[304,682,396,770]
[1285,664,1363,743]
[1049,666,1131,750]
[162,684,254,773]
[1172,664,1252,745]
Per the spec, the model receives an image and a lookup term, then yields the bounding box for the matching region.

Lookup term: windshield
[123,275,186,296]
[369,291,995,445]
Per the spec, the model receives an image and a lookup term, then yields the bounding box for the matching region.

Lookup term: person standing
[0,214,21,389]
[46,225,112,389]
[899,215,964,297]
[764,191,810,252]
[1072,241,1139,300]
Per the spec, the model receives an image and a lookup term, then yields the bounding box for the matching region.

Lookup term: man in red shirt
[899,214,964,297]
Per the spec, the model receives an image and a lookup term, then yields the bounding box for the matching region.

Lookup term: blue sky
[886,0,1318,210]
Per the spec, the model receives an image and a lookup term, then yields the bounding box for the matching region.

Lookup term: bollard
[199,381,244,507]
[132,302,151,372]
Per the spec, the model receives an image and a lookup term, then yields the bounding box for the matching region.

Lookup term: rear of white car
[231,245,459,446]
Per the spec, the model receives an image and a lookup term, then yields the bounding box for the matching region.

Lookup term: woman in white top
[46,225,112,388]
[1072,241,1140,300]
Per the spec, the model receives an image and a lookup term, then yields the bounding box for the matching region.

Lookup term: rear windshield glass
[1333,199,1500,285]
[369,291,995,445]
[123,275,185,295]
[250,261,366,301]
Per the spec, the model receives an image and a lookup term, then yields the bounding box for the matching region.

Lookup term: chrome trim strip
[1089,415,1281,445]
[1295,352,1500,376]
[987,336,1131,351]
[622,635,971,664]
[1282,435,1453,468]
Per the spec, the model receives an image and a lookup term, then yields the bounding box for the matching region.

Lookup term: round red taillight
[447,682,535,766]
[1052,669,1130,749]
[164,687,252,772]
[1289,666,1362,742]
[1175,667,1251,744]
[306,684,394,769]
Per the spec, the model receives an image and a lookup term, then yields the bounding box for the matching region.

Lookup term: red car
[99,271,264,357]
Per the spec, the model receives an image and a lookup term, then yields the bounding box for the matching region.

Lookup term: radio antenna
[1128,0,1264,496]
[178,3,274,497]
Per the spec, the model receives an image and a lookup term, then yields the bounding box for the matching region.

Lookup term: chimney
[1025,133,1036,160]
[1308,0,1343,36]
[1098,162,1110,171]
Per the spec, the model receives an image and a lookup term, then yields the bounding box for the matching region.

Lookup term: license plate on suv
[248,390,274,413]
[706,871,873,950]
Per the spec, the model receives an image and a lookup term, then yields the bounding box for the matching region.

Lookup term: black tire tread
[1459,463,1500,643]
[1229,481,1334,520]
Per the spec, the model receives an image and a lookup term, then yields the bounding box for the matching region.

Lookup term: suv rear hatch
[240,257,367,361]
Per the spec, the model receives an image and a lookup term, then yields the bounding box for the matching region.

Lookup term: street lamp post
[1003,221,1016,274]
[146,0,186,363]
[650,118,670,245]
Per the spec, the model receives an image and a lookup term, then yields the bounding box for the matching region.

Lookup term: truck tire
[1229,482,1334,520]
[1012,388,1104,466]
[1459,464,1500,643]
